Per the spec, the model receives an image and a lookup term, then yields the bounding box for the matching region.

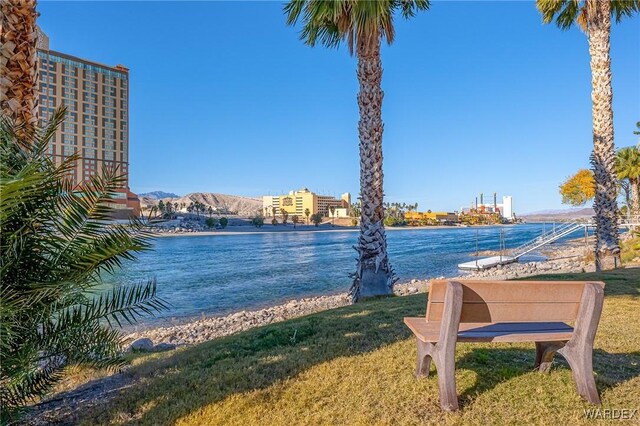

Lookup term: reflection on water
[104,224,581,322]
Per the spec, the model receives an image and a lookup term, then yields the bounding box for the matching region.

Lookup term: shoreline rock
[124,242,592,350]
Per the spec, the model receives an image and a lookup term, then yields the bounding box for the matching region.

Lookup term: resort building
[35,28,140,217]
[262,188,350,218]
[405,211,458,224]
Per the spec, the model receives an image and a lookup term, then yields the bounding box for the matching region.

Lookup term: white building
[501,196,513,220]
[460,195,514,221]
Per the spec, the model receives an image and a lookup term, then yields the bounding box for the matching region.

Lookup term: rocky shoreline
[124,241,592,351]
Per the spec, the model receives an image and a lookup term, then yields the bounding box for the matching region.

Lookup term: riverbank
[151,223,515,237]
[123,239,591,349]
[29,267,640,425]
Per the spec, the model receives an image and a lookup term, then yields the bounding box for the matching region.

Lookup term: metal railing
[511,222,586,259]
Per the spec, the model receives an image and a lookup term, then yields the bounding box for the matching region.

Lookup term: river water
[105,223,582,322]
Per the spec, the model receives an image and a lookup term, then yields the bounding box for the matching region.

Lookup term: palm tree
[616,146,640,220]
[285,0,429,301]
[1,110,166,420]
[0,0,39,139]
[304,207,310,224]
[536,0,639,270]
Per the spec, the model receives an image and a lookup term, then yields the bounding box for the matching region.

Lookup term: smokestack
[475,197,478,210]
[494,192,497,209]
[480,193,484,205]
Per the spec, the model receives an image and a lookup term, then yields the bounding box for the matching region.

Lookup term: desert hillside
[141,193,262,217]
[521,207,594,222]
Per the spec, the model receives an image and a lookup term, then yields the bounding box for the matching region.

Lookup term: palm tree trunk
[0,0,39,139]
[350,37,394,302]
[630,178,640,220]
[588,0,620,271]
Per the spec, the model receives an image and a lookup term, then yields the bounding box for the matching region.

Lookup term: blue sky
[38,1,639,214]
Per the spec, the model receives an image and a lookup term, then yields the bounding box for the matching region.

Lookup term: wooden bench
[404,280,605,411]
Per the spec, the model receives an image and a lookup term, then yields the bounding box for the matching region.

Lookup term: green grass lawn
[48,268,639,425]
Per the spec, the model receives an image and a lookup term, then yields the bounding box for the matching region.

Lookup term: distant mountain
[521,207,594,222]
[138,191,179,199]
[141,192,262,217]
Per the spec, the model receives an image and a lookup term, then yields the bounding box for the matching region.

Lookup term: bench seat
[404,318,573,343]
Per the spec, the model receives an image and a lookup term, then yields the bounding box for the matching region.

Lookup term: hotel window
[47,143,55,155]
[83,92,97,103]
[62,64,76,76]
[85,70,98,82]
[84,81,97,93]
[62,76,77,87]
[104,140,115,151]
[83,137,97,147]
[83,104,96,115]
[63,134,75,145]
[103,150,115,161]
[63,145,76,156]
[63,123,77,134]
[85,148,96,159]
[83,116,96,126]
[103,86,116,97]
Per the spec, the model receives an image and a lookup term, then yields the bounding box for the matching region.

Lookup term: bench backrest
[426,280,605,323]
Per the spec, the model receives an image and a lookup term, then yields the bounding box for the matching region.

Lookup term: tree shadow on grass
[28,269,640,424]
[452,345,640,409]
[31,294,428,425]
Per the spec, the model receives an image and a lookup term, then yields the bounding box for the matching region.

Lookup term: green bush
[205,217,219,228]
[219,217,228,228]
[383,216,405,227]
[0,109,167,422]
[310,213,323,227]
[251,216,265,228]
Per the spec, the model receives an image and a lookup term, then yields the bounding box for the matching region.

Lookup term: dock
[457,222,587,271]
[458,255,517,270]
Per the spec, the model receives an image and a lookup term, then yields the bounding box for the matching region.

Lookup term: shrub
[351,218,358,227]
[219,217,228,228]
[251,216,265,228]
[0,109,167,422]
[205,217,219,228]
[310,213,323,227]
[384,216,404,227]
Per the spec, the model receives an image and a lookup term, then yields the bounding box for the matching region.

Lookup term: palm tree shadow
[29,288,640,423]
[36,295,426,424]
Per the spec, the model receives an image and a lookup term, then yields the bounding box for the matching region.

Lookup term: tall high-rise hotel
[35,29,140,216]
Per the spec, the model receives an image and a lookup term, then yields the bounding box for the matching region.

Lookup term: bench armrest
[438,281,463,347]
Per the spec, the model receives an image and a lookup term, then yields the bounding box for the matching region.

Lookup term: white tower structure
[502,196,513,219]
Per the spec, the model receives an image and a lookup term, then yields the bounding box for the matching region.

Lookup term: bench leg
[414,339,459,411]
[534,341,565,373]
[558,344,600,404]
[433,350,459,411]
[415,338,433,378]
[556,283,604,405]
